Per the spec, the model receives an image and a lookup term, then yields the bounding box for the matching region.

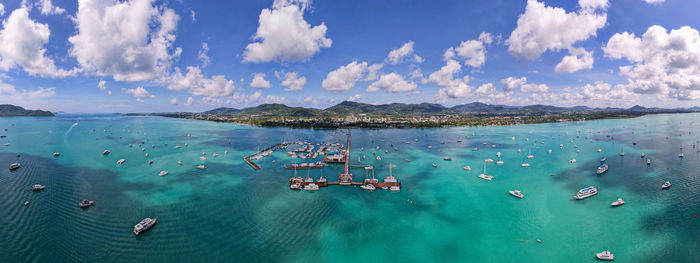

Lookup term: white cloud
[643,0,664,4]
[170,97,177,105]
[322,61,368,91]
[386,41,422,65]
[501,77,527,92]
[97,80,107,91]
[263,95,287,104]
[0,79,56,100]
[190,9,196,22]
[474,83,495,96]
[554,48,594,73]
[366,72,417,93]
[69,0,180,81]
[169,66,236,97]
[184,97,193,106]
[506,0,606,71]
[198,42,211,67]
[347,94,362,102]
[38,0,66,15]
[442,32,494,68]
[428,59,474,102]
[275,71,306,91]
[303,95,313,102]
[364,63,383,81]
[250,73,271,89]
[603,25,700,100]
[0,8,77,78]
[520,83,549,93]
[125,86,154,98]
[0,4,5,16]
[243,0,331,63]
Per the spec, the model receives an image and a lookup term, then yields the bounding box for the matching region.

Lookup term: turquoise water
[1,113,699,262]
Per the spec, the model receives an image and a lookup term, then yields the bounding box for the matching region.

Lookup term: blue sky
[0,0,699,113]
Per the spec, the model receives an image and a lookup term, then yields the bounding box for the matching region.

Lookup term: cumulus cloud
[198,42,211,67]
[366,72,417,93]
[69,0,180,81]
[38,0,66,15]
[263,95,287,104]
[125,86,154,98]
[364,63,383,81]
[554,48,594,73]
[474,83,495,96]
[386,41,422,65]
[275,71,306,91]
[520,83,549,93]
[0,8,77,78]
[0,4,4,16]
[243,0,331,63]
[507,0,606,72]
[603,25,700,100]
[427,59,474,102]
[322,61,368,91]
[250,73,271,89]
[303,95,313,102]
[97,80,107,91]
[441,32,494,68]
[501,77,527,92]
[169,66,236,97]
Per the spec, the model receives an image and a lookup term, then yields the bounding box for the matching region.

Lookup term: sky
[0,0,699,113]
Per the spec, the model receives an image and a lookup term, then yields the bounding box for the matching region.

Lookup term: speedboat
[9,162,20,170]
[360,184,376,190]
[485,158,494,163]
[432,163,438,168]
[53,152,60,157]
[596,164,608,175]
[463,166,471,171]
[509,190,524,198]
[646,159,651,165]
[443,157,452,161]
[304,183,319,191]
[117,159,126,165]
[478,174,493,181]
[661,181,671,189]
[133,217,158,235]
[31,184,45,191]
[611,198,624,207]
[103,150,110,155]
[574,186,597,200]
[521,163,530,167]
[79,199,95,208]
[600,157,606,162]
[158,171,168,176]
[595,250,615,261]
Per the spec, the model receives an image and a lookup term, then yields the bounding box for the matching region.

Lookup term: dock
[243,144,281,170]
[338,129,353,185]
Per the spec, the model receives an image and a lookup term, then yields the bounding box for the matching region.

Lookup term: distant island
[0,104,54,117]
[129,101,700,128]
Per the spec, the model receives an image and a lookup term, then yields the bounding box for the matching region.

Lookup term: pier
[338,129,353,185]
[243,144,281,170]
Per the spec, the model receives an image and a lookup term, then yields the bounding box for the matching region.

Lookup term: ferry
[9,162,20,170]
[574,186,598,200]
[133,217,158,235]
[596,164,608,175]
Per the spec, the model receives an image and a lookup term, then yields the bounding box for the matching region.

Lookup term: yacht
[574,186,597,200]
[595,250,615,261]
[117,159,126,165]
[611,198,625,207]
[133,217,158,235]
[521,162,530,167]
[360,184,376,191]
[463,166,471,171]
[496,160,504,165]
[597,148,602,152]
[444,157,452,161]
[619,152,625,156]
[79,199,95,208]
[196,165,206,169]
[384,164,398,183]
[32,184,45,191]
[158,171,168,176]
[103,150,110,155]
[53,152,60,157]
[509,190,524,198]
[478,163,492,180]
[390,185,400,192]
[317,176,327,183]
[290,183,301,190]
[304,183,319,191]
[661,181,671,189]
[432,163,438,168]
[600,157,606,162]
[9,162,20,170]
[596,164,608,175]
[376,156,382,161]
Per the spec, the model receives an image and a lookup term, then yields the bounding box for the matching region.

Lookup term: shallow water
[0,113,698,262]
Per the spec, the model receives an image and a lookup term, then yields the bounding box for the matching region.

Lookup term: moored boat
[611,198,624,207]
[596,164,608,175]
[595,250,615,261]
[661,181,671,189]
[509,190,524,198]
[31,184,45,191]
[9,162,20,170]
[574,186,597,200]
[133,217,158,235]
[79,199,95,208]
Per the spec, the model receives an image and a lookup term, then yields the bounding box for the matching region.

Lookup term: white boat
[9,162,20,170]
[133,217,158,235]
[496,152,501,157]
[679,153,684,158]
[376,156,381,161]
[527,154,534,159]
[611,198,625,207]
[661,181,671,189]
[485,158,494,163]
[31,184,45,191]
[646,159,651,165]
[596,164,608,175]
[472,147,479,151]
[360,184,375,190]
[496,160,504,165]
[158,171,168,176]
[619,152,625,156]
[478,163,492,181]
[200,156,206,160]
[432,163,438,168]
[444,157,452,161]
[463,166,471,171]
[600,157,606,162]
[427,146,432,149]
[79,199,95,208]
[103,150,110,155]
[196,165,206,169]
[547,149,552,153]
[390,185,400,192]
[570,159,577,163]
[290,183,301,190]
[521,163,530,167]
[517,149,521,153]
[117,159,126,165]
[596,250,615,261]
[509,190,524,198]
[574,186,598,200]
[597,148,602,152]
[384,164,398,183]
[304,183,319,191]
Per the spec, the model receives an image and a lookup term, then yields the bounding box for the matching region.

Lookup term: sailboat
[679,146,684,158]
[478,163,493,181]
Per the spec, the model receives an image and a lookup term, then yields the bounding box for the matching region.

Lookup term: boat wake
[63,122,79,142]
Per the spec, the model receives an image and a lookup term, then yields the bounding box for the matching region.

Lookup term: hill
[0,104,54,117]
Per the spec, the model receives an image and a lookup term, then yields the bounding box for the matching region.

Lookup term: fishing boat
[611,198,624,207]
[9,162,20,170]
[661,181,671,189]
[79,199,95,208]
[596,164,608,175]
[509,190,524,198]
[133,217,158,235]
[573,186,597,200]
[595,250,615,261]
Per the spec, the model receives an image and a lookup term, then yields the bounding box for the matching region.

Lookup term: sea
[0,113,698,262]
